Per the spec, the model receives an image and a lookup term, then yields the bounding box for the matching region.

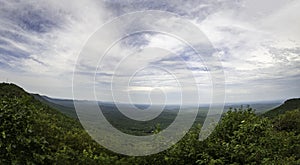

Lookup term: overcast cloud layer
[0,0,299,104]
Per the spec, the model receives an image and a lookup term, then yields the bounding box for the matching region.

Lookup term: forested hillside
[262,98,300,118]
[0,83,120,164]
[1,83,299,164]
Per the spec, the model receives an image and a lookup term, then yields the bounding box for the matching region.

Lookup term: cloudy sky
[0,0,299,104]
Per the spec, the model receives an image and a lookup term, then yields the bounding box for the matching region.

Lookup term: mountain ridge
[262,98,300,118]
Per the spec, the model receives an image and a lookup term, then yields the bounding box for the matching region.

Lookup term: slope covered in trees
[262,98,300,118]
[1,83,299,164]
[0,83,119,164]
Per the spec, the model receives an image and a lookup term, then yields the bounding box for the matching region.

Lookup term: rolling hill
[262,98,300,118]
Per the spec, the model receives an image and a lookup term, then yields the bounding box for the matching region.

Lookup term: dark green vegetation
[0,83,119,164]
[32,94,78,119]
[1,83,299,164]
[262,98,300,118]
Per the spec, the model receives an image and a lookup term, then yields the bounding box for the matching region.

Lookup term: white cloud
[0,0,299,103]
[0,0,111,97]
[196,0,300,102]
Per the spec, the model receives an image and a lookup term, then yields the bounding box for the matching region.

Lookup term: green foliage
[201,107,298,164]
[273,109,300,134]
[1,83,300,164]
[0,83,119,164]
[130,107,300,164]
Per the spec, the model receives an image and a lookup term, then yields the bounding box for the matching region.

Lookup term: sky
[0,0,299,104]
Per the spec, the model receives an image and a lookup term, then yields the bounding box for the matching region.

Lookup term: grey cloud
[0,0,299,103]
